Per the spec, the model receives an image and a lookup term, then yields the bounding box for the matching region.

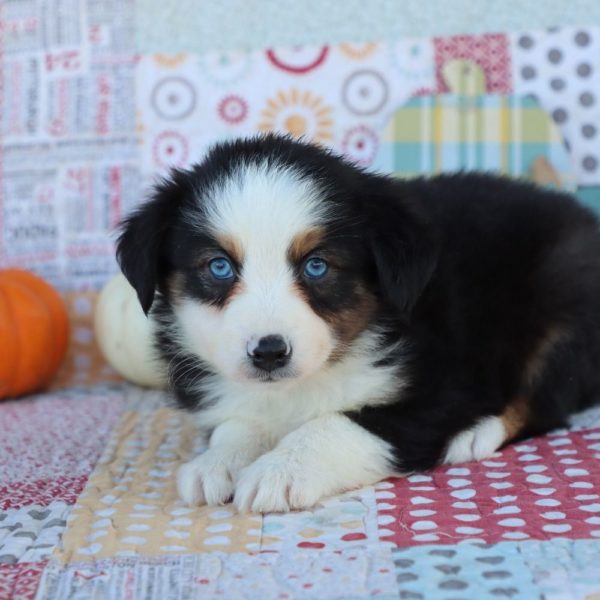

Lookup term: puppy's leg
[177,419,271,506]
[443,396,529,464]
[234,413,395,513]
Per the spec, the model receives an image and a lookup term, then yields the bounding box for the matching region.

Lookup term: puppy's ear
[116,171,188,314]
[368,184,437,314]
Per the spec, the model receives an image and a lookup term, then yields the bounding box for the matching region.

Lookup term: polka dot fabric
[257,485,383,553]
[376,428,600,547]
[511,26,600,185]
[57,408,262,562]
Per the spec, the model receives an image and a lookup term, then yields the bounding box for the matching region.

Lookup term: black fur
[117,134,600,473]
[116,169,196,313]
[348,172,600,471]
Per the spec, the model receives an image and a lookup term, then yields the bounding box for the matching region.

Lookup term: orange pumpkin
[0,269,69,398]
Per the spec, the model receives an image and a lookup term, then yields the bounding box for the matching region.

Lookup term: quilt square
[0,390,126,510]
[377,429,600,546]
[56,408,262,561]
[434,33,512,94]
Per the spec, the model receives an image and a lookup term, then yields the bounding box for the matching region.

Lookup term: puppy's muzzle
[248,335,292,372]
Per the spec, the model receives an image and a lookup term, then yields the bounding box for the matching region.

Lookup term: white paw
[177,450,236,506]
[234,451,327,513]
[444,416,506,464]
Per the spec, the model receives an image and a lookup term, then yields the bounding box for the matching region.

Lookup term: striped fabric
[373,94,577,191]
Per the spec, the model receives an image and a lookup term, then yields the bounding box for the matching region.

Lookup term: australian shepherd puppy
[117,134,600,513]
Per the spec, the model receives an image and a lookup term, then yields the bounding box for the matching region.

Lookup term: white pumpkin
[94,274,167,388]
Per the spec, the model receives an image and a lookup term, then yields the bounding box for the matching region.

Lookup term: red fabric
[0,562,47,600]
[434,33,513,93]
[377,428,600,546]
[0,475,89,510]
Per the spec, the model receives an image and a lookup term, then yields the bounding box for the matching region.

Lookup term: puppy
[117,134,600,513]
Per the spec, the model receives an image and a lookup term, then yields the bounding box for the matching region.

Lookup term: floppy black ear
[116,172,188,314]
[368,186,438,314]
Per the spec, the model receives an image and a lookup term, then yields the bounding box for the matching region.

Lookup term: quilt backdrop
[1,2,600,598]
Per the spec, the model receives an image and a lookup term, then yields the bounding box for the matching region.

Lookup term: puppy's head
[117,135,435,384]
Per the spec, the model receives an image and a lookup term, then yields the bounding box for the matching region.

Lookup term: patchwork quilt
[2,2,600,598]
[2,386,600,599]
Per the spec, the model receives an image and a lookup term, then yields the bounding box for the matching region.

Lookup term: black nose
[250,335,291,372]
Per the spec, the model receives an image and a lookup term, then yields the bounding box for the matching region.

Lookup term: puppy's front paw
[444,416,506,464]
[234,451,326,513]
[177,451,236,506]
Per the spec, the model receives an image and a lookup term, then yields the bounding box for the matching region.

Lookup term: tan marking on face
[215,233,244,266]
[524,325,569,386]
[327,284,378,362]
[290,279,377,363]
[288,228,325,264]
[500,395,530,442]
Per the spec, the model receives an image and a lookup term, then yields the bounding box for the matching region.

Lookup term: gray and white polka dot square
[511,26,600,185]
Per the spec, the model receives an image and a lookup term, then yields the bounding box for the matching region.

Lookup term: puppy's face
[169,165,376,383]
[117,136,436,387]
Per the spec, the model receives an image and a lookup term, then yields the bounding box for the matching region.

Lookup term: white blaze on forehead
[199,164,328,262]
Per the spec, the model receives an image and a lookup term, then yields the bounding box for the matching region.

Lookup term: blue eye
[208,257,234,280]
[304,257,328,279]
